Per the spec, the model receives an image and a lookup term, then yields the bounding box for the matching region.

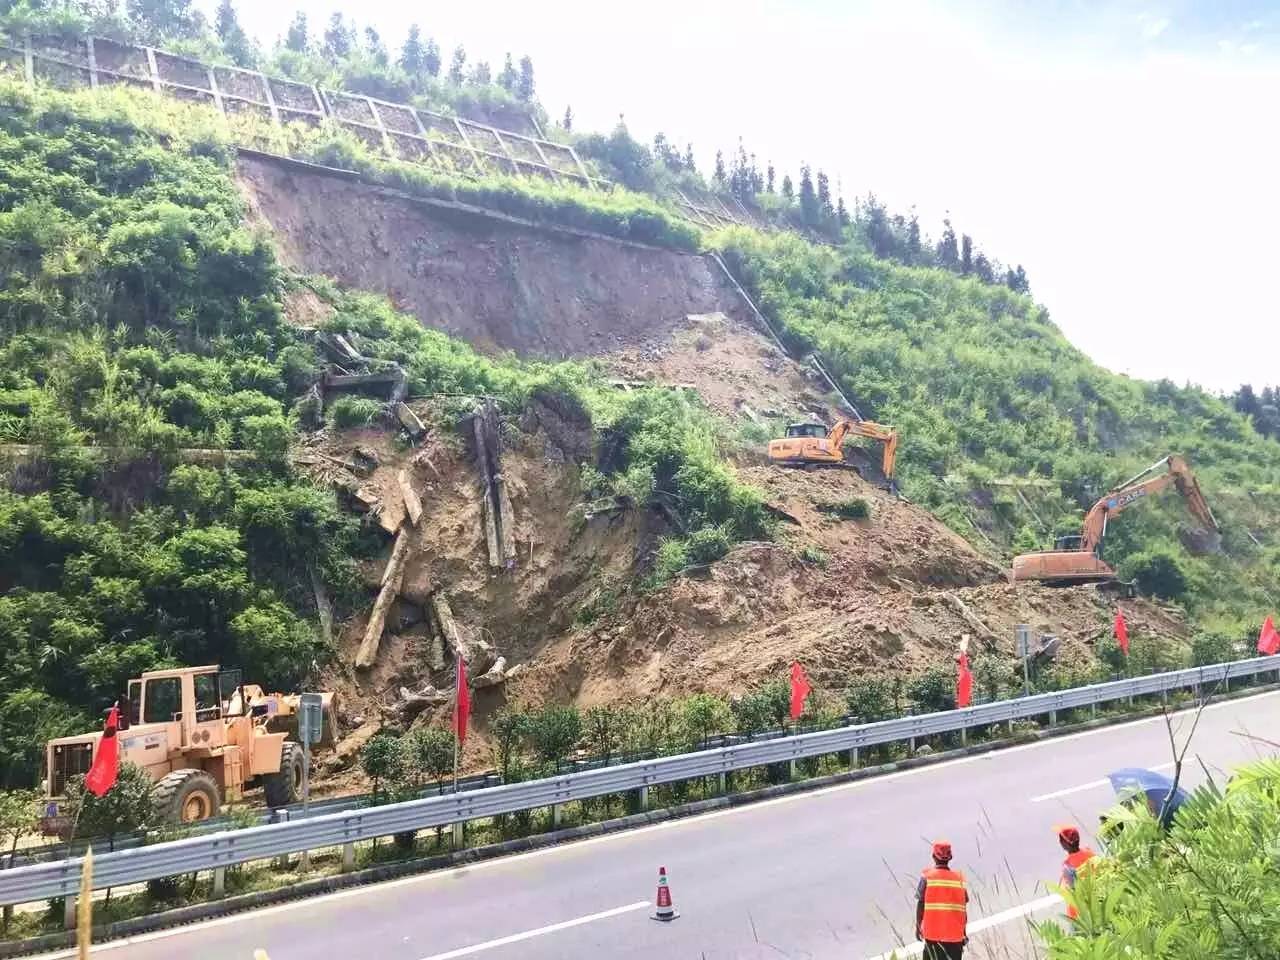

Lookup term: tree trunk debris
[356,525,414,669]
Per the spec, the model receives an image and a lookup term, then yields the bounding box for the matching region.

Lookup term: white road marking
[865,894,1062,960]
[414,901,651,959]
[1029,761,1175,803]
[31,688,1279,959]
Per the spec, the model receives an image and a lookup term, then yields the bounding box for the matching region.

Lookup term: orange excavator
[768,418,899,491]
[1011,455,1220,585]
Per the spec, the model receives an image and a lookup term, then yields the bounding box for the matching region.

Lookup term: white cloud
[1140,15,1172,40]
[202,0,1280,392]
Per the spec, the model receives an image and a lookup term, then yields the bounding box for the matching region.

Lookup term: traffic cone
[651,866,679,921]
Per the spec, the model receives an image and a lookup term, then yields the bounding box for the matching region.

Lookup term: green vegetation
[1043,758,1280,958]
[719,228,1280,633]
[0,80,761,787]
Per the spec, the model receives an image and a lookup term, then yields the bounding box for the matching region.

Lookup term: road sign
[299,693,324,746]
[1015,624,1032,659]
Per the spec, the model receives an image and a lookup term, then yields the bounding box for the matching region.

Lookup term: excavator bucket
[261,691,340,750]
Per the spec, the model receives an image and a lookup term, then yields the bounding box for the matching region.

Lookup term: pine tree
[323,12,352,60]
[684,144,695,171]
[960,234,974,275]
[364,27,387,66]
[424,39,441,78]
[284,11,308,53]
[517,55,535,101]
[936,218,959,270]
[214,0,253,66]
[448,46,467,85]
[498,53,518,92]
[1013,264,1029,293]
[907,212,922,260]
[713,150,727,187]
[563,105,573,131]
[127,0,199,42]
[400,24,425,75]
[798,165,818,225]
[973,252,994,282]
[470,60,492,85]
[766,163,775,194]
[781,174,794,201]
[750,153,763,194]
[816,170,833,218]
[836,196,850,226]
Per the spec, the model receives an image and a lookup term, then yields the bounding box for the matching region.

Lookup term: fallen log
[394,401,427,439]
[431,593,496,673]
[496,474,517,568]
[309,565,334,646]
[471,656,508,689]
[399,469,423,527]
[356,526,413,669]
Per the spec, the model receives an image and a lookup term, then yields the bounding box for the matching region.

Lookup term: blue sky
[198,1,1280,392]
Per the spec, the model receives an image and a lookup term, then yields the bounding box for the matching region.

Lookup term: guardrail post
[960,726,967,747]
[63,893,75,930]
[452,821,464,848]
[341,842,355,872]
[552,803,562,829]
[1049,710,1057,727]
[1223,674,1230,693]
[1091,703,1098,720]
[849,746,859,769]
[638,785,649,811]
[1007,718,1014,735]
[212,866,226,898]
[718,772,727,795]
[788,759,797,781]
[908,736,916,755]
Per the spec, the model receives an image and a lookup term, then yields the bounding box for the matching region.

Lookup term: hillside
[0,26,1273,793]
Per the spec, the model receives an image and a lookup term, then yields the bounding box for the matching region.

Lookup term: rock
[471,656,508,689]
[914,744,934,757]
[352,446,380,477]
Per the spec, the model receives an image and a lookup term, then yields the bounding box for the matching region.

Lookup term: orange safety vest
[920,866,968,942]
[1061,848,1096,920]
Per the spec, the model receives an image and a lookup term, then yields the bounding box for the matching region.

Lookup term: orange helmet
[1056,824,1080,846]
[931,840,952,861]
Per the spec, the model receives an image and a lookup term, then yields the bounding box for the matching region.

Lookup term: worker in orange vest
[1057,824,1097,922]
[915,839,969,959]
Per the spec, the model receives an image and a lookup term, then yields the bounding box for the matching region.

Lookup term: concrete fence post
[341,842,355,872]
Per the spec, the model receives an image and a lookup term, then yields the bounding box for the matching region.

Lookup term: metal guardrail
[3,655,1278,905]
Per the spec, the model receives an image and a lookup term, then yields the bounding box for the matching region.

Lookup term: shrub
[845,677,894,722]
[685,525,731,566]
[1118,548,1188,600]
[329,395,384,428]
[799,545,828,566]
[825,498,871,520]
[906,667,955,713]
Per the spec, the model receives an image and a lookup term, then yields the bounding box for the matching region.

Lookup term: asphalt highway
[47,689,1279,960]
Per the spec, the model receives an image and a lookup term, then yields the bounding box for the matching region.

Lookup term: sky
[197,0,1280,393]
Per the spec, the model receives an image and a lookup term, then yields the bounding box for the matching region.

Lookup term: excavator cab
[1053,534,1084,552]
[784,422,829,439]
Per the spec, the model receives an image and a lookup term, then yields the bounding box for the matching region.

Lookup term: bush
[1118,548,1188,600]
[685,525,731,566]
[1190,632,1238,667]
[799,545,828,566]
[825,498,871,520]
[329,395,384,428]
[906,667,955,713]
[845,677,894,722]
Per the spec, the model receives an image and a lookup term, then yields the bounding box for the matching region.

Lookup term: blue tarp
[1108,767,1189,826]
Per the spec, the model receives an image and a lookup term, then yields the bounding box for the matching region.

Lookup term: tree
[447,46,467,84]
[1119,549,1188,600]
[798,165,819,225]
[584,705,620,763]
[683,143,695,171]
[973,252,995,283]
[816,170,833,218]
[491,708,529,781]
[936,218,959,269]
[677,694,729,750]
[323,12,353,61]
[713,150,727,186]
[423,39,441,78]
[527,705,581,772]
[498,53,518,92]
[284,11,308,53]
[65,763,155,846]
[517,55,535,101]
[836,196,850,227]
[845,677,893,722]
[766,163,775,193]
[399,727,454,791]
[781,174,794,201]
[363,27,388,66]
[360,733,402,802]
[126,0,199,41]
[400,24,425,75]
[960,234,974,275]
[906,212,922,260]
[214,0,254,66]
[562,105,573,131]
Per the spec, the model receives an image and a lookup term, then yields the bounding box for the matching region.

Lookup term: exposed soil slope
[239,154,747,358]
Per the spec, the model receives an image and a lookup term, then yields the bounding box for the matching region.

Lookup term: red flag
[83,705,120,798]
[789,662,811,722]
[454,659,471,745]
[1258,616,1279,656]
[1114,609,1130,657]
[956,653,973,708]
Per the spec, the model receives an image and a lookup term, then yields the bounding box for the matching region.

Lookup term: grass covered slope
[0,81,763,787]
[719,229,1280,633]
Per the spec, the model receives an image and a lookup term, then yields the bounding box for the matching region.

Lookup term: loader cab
[135,666,228,753]
[785,422,829,439]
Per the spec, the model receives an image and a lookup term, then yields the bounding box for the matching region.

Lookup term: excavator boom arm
[1080,455,1218,553]
[829,419,899,482]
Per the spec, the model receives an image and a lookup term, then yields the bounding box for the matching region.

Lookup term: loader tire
[152,769,221,824]
[263,741,304,808]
